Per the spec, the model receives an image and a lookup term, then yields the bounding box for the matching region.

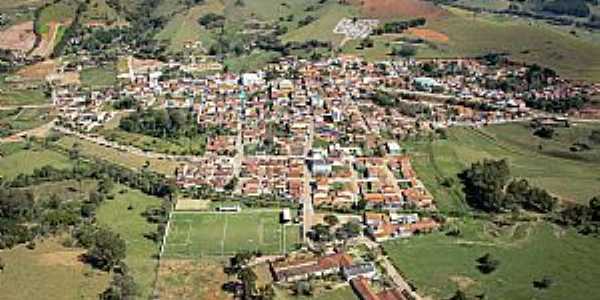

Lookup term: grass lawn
[56,135,177,175]
[421,7,600,81]
[164,210,301,258]
[405,123,600,213]
[80,64,118,88]
[96,186,162,300]
[383,219,600,299]
[0,238,110,300]
[0,148,72,179]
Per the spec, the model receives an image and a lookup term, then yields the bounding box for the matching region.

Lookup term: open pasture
[406,123,600,213]
[384,219,600,299]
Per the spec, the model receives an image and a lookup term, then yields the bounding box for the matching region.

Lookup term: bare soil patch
[355,0,449,20]
[17,60,58,81]
[157,259,233,300]
[131,57,164,73]
[38,250,85,267]
[175,198,211,211]
[406,28,449,42]
[31,21,71,58]
[0,22,36,52]
[450,275,477,290]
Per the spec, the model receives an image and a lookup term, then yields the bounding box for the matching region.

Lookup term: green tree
[86,228,126,270]
[101,269,138,300]
[323,214,339,227]
[238,267,257,300]
[459,159,511,212]
[476,253,500,274]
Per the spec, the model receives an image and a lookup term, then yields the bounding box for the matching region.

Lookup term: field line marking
[221,214,229,257]
[186,222,192,245]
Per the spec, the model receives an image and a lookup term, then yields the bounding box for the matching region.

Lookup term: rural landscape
[1,0,600,300]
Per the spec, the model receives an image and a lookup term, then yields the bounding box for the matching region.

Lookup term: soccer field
[163,210,302,258]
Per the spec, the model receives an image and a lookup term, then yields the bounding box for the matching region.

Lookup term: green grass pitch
[163,210,302,258]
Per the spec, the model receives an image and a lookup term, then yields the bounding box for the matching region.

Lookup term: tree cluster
[459,159,557,213]
[198,13,226,29]
[554,196,600,236]
[119,108,198,139]
[373,18,426,34]
[542,0,590,17]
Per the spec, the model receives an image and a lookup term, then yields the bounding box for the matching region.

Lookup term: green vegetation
[164,210,301,257]
[0,107,52,137]
[0,239,110,300]
[422,7,600,81]
[405,123,600,213]
[96,186,162,300]
[0,148,72,179]
[36,0,79,33]
[80,64,117,88]
[0,76,48,106]
[384,219,600,299]
[56,135,177,174]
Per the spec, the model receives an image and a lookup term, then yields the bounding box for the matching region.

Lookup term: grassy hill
[405,123,600,213]
[384,219,600,299]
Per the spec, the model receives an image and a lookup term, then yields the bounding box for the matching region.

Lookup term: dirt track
[31,22,62,58]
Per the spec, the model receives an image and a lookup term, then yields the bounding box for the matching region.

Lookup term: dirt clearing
[157,259,233,300]
[406,28,449,42]
[355,0,448,20]
[17,60,58,80]
[0,22,37,52]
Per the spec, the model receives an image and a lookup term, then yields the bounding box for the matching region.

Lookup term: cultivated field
[406,123,600,213]
[163,210,301,258]
[0,74,49,106]
[384,219,600,299]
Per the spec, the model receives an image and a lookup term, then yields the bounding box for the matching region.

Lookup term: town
[43,53,599,300]
[2,0,600,299]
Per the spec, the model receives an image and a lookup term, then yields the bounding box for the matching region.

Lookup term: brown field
[131,56,164,73]
[355,0,448,20]
[16,60,58,80]
[175,198,211,211]
[406,27,449,42]
[0,21,36,52]
[157,259,233,300]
